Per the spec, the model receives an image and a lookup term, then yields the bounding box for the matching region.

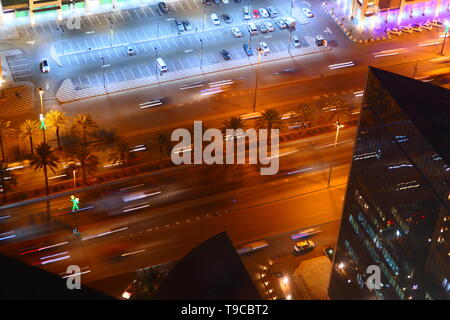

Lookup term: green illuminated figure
[39,114,46,130]
[70,195,80,211]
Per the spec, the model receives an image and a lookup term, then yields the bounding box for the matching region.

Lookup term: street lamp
[200,39,204,71]
[108,17,114,47]
[59,24,65,55]
[440,20,450,55]
[38,88,46,143]
[327,122,344,186]
[252,48,263,111]
[100,56,106,89]
[290,0,296,17]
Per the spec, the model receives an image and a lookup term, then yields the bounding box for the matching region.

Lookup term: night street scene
[0,0,449,307]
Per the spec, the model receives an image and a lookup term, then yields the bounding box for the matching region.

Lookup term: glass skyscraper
[328,67,450,300]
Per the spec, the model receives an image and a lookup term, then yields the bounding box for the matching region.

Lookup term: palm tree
[19,119,40,154]
[30,143,59,196]
[327,97,352,124]
[153,133,173,165]
[92,129,121,151]
[109,140,137,172]
[222,116,246,131]
[293,103,314,131]
[65,141,99,185]
[45,110,68,149]
[0,161,17,204]
[0,120,15,161]
[256,108,284,146]
[71,114,99,147]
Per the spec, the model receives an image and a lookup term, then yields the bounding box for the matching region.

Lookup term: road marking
[323,27,332,34]
[329,61,355,69]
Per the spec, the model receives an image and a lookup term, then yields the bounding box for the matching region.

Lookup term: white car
[221,0,229,3]
[276,18,287,29]
[40,59,50,73]
[231,26,242,37]
[259,41,270,54]
[264,21,274,32]
[126,45,135,56]
[292,35,301,47]
[303,7,313,18]
[211,13,220,25]
[259,8,269,18]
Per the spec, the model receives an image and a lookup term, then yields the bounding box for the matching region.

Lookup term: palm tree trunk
[56,127,61,149]
[29,136,33,154]
[43,163,49,196]
[82,163,88,185]
[0,133,5,161]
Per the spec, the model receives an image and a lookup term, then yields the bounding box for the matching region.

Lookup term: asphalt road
[0,127,354,297]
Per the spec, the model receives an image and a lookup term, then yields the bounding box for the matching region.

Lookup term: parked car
[258,23,269,33]
[234,0,241,2]
[412,24,423,32]
[421,22,433,30]
[276,18,287,29]
[222,13,232,23]
[158,2,169,14]
[175,19,185,32]
[182,20,192,31]
[264,21,274,32]
[243,6,251,20]
[220,49,231,60]
[40,59,50,73]
[292,35,301,47]
[401,25,414,33]
[126,45,135,56]
[294,240,315,254]
[430,19,443,28]
[121,280,142,300]
[221,0,229,3]
[387,28,402,36]
[259,41,270,54]
[302,7,313,18]
[243,43,254,56]
[231,26,242,37]
[247,22,258,35]
[252,9,260,18]
[259,8,269,18]
[211,13,221,25]
[267,6,278,18]
[203,0,212,4]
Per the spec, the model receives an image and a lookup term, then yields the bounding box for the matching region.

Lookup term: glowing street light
[38,88,46,143]
[327,122,344,186]
[440,20,450,55]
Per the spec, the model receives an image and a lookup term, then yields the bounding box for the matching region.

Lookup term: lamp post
[327,122,344,186]
[252,48,262,111]
[38,88,46,143]
[290,0,296,17]
[200,38,204,71]
[100,56,106,89]
[154,47,160,80]
[202,3,206,33]
[440,21,450,55]
[59,24,65,55]
[108,17,114,47]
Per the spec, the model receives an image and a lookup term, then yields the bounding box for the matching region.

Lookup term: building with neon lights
[341,0,450,27]
[328,67,450,300]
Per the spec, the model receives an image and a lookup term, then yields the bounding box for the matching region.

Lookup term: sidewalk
[322,1,450,43]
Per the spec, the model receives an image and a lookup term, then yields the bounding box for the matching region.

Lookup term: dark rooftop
[369,67,450,165]
[154,232,261,300]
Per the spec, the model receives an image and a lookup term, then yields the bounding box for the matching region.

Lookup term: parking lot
[50,1,321,89]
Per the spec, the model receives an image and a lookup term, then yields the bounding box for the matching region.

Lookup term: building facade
[328,67,450,300]
[339,0,449,27]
